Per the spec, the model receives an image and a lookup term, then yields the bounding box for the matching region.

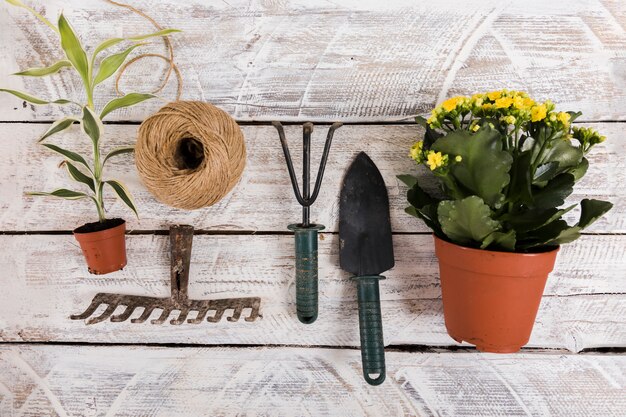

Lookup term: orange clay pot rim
[434,234,560,257]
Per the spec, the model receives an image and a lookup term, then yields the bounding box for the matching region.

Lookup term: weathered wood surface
[1,0,626,122]
[1,234,623,352]
[0,123,623,232]
[0,345,624,417]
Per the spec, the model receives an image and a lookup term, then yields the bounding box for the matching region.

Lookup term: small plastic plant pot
[74,219,127,275]
[433,235,559,353]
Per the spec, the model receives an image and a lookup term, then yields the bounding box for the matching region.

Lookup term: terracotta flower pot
[433,235,559,353]
[73,219,127,275]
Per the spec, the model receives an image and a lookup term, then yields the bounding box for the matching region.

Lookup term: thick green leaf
[106,180,138,218]
[407,182,437,209]
[39,117,78,142]
[58,14,89,85]
[64,161,95,192]
[13,60,72,77]
[481,230,516,251]
[397,174,418,188]
[27,188,89,200]
[432,127,513,207]
[532,173,575,208]
[103,146,135,166]
[577,199,613,229]
[506,151,533,205]
[405,204,442,235]
[569,157,589,182]
[533,161,559,183]
[546,225,581,246]
[437,196,501,246]
[0,88,73,105]
[99,93,155,119]
[502,205,576,234]
[41,143,91,172]
[81,106,103,146]
[415,116,443,149]
[93,44,143,86]
[540,139,583,173]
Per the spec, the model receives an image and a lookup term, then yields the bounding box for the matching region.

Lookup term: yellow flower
[482,103,493,111]
[495,97,513,109]
[531,104,547,122]
[409,141,424,161]
[523,97,535,108]
[471,124,480,132]
[455,155,463,162]
[557,112,571,125]
[487,91,502,101]
[441,96,461,112]
[426,151,444,171]
[549,114,557,122]
[502,115,516,124]
[513,95,526,109]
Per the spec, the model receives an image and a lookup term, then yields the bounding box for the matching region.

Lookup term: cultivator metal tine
[151,308,172,325]
[110,304,137,322]
[244,297,262,322]
[188,306,211,324]
[70,293,108,320]
[207,308,225,323]
[227,306,243,322]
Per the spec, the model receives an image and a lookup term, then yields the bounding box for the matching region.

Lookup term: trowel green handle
[289,224,324,324]
[352,275,386,385]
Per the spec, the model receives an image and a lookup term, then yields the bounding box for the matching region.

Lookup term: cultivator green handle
[352,275,386,386]
[289,224,325,324]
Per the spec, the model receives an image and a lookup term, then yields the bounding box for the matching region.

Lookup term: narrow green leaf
[58,14,89,84]
[27,188,89,200]
[13,60,72,77]
[93,44,143,86]
[577,199,613,229]
[5,0,59,33]
[106,180,138,218]
[92,29,181,59]
[38,117,78,142]
[103,146,135,166]
[64,161,95,192]
[81,106,103,146]
[100,93,155,119]
[0,88,73,105]
[93,38,125,59]
[41,143,91,173]
[128,28,181,41]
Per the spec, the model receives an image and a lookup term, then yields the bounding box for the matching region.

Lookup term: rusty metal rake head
[70,225,262,325]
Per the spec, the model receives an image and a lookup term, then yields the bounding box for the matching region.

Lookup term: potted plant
[399,90,612,352]
[1,2,179,274]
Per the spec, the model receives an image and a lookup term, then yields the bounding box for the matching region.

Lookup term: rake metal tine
[227,306,243,322]
[207,308,225,323]
[187,306,210,324]
[131,307,155,324]
[70,295,106,320]
[86,303,118,325]
[170,308,190,325]
[151,308,172,325]
[110,305,137,323]
[244,298,262,322]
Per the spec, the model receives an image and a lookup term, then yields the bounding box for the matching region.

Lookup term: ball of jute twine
[135,101,246,210]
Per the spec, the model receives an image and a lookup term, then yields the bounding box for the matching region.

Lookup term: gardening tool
[272,121,343,324]
[339,152,394,386]
[71,225,261,325]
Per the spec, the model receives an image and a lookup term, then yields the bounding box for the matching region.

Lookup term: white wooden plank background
[0,123,623,232]
[1,234,623,352]
[0,0,625,122]
[0,0,625,413]
[0,345,624,417]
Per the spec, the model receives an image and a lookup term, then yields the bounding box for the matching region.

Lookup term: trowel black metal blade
[339,152,394,276]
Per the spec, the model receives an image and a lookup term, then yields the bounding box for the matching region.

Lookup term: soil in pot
[74,218,127,275]
[434,235,559,353]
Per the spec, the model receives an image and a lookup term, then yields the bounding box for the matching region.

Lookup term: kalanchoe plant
[1,1,180,223]
[399,89,613,252]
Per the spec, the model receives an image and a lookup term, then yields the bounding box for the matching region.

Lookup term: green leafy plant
[1,1,180,223]
[399,89,612,252]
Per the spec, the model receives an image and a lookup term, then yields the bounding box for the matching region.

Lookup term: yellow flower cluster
[426,90,572,133]
[409,140,462,171]
[572,126,606,153]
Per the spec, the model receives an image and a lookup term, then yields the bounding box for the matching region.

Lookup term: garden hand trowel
[339,152,394,386]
